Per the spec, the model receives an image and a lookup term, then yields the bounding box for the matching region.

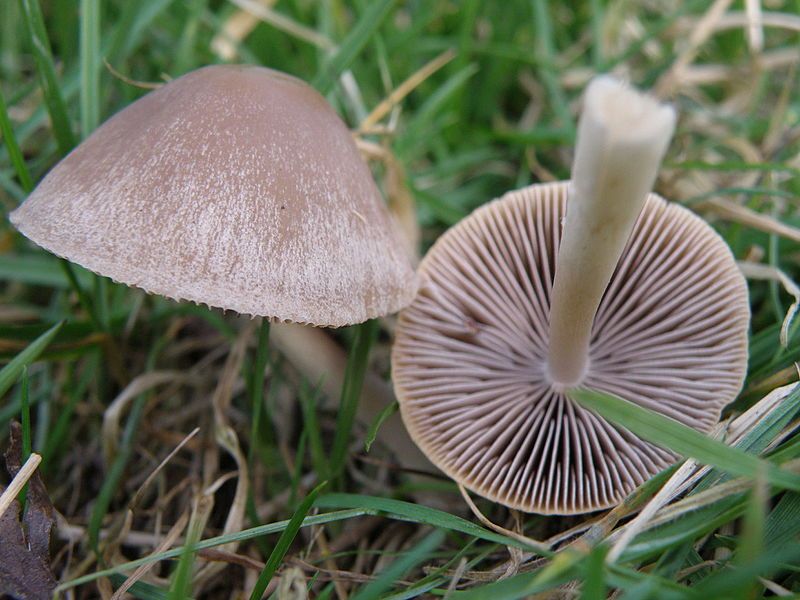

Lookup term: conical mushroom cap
[10,65,417,327]
[392,182,750,514]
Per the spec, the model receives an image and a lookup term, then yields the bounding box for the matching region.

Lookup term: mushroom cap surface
[10,65,417,327]
[392,182,750,514]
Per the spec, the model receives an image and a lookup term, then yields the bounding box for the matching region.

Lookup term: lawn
[1,1,800,598]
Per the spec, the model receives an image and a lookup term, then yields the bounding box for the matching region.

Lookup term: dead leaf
[0,422,56,600]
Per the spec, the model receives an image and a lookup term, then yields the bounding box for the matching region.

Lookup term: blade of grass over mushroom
[569,388,800,492]
[248,482,327,600]
[350,529,445,600]
[17,0,76,155]
[312,0,397,94]
[330,319,380,478]
[0,321,63,398]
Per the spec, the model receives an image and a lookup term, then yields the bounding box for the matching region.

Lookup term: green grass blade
[763,491,800,551]
[20,366,32,458]
[694,383,800,492]
[330,319,379,477]
[733,476,767,600]
[351,529,445,600]
[0,320,63,398]
[454,551,579,599]
[58,509,371,592]
[364,400,398,452]
[690,544,800,599]
[17,0,76,155]
[108,574,172,600]
[16,367,32,506]
[530,0,574,132]
[0,87,34,194]
[313,0,397,94]
[569,388,800,492]
[580,544,608,600]
[168,497,209,600]
[248,482,327,600]
[299,379,330,481]
[315,492,546,552]
[79,0,101,138]
[0,255,94,288]
[247,319,271,466]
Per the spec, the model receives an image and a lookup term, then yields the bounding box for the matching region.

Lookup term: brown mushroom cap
[10,65,417,327]
[392,182,749,514]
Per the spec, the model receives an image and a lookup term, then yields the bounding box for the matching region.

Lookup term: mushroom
[11,64,423,470]
[10,64,416,327]
[391,76,750,514]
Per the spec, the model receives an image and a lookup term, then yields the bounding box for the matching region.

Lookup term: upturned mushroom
[10,65,416,327]
[391,76,750,514]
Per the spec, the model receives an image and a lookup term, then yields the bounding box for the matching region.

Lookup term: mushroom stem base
[546,360,589,392]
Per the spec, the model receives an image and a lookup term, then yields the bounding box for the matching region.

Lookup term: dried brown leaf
[0,422,56,600]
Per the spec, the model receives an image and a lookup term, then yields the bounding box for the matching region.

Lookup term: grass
[1,1,800,598]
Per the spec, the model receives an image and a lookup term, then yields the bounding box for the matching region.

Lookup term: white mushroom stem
[270,323,433,473]
[547,76,676,387]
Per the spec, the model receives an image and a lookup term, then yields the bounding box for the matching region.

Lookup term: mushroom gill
[391,182,749,514]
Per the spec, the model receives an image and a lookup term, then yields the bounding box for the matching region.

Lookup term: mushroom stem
[547,76,676,387]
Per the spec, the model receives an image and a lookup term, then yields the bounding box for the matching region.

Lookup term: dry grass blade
[0,453,42,519]
[444,557,468,598]
[655,0,734,97]
[102,371,192,462]
[359,48,457,131]
[744,0,764,52]
[612,458,800,538]
[109,509,190,600]
[195,324,253,588]
[681,48,799,85]
[130,427,200,510]
[354,137,421,261]
[211,0,276,60]
[603,384,799,546]
[739,261,800,347]
[708,10,800,35]
[102,58,164,90]
[606,458,698,563]
[458,484,549,554]
[701,198,800,243]
[228,0,334,50]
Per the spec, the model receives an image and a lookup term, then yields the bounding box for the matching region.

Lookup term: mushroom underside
[392,182,750,514]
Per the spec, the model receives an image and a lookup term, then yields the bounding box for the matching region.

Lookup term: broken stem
[547,76,676,387]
